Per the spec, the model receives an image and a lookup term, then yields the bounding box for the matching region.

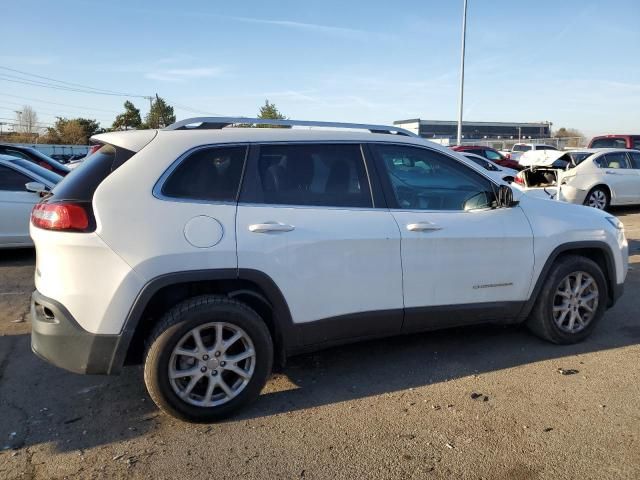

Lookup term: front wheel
[584,187,609,210]
[144,295,273,422]
[527,255,607,344]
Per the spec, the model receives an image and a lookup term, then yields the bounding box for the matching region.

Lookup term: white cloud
[145,67,225,82]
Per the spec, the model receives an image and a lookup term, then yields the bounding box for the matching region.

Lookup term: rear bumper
[31,290,122,374]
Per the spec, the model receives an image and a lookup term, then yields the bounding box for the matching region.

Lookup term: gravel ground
[1,208,639,480]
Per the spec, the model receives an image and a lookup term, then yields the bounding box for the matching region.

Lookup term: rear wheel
[144,295,273,422]
[527,255,607,344]
[584,187,609,210]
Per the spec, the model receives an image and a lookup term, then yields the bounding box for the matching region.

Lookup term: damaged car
[514,148,640,210]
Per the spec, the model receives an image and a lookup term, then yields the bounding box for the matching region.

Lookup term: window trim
[369,142,500,213]
[153,143,249,205]
[238,141,377,210]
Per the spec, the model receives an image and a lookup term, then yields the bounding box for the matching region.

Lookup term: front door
[236,143,404,346]
[369,143,535,331]
[0,165,39,246]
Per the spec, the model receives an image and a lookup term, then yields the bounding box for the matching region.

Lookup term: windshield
[9,158,63,184]
[466,155,500,171]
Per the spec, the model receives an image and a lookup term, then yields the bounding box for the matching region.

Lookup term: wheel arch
[112,269,296,373]
[585,183,613,204]
[518,241,617,321]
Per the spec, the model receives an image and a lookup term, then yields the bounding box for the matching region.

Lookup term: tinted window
[512,145,531,152]
[484,149,502,161]
[256,144,371,208]
[10,158,62,184]
[535,145,557,151]
[633,139,640,150]
[596,152,629,169]
[162,146,246,202]
[629,152,640,169]
[567,152,592,165]
[591,138,627,148]
[0,165,31,191]
[464,155,500,171]
[374,144,496,211]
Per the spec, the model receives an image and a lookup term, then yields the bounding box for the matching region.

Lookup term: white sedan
[515,148,640,210]
[0,155,62,248]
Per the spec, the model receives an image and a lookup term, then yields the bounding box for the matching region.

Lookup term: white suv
[30,117,628,422]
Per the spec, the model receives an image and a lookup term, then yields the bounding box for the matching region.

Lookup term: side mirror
[25,182,47,195]
[497,184,518,208]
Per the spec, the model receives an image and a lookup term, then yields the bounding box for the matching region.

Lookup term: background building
[394,119,552,145]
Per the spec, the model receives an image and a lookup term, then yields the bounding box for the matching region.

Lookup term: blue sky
[1,0,639,136]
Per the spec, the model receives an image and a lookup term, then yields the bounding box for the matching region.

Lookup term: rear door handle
[406,222,442,232]
[249,222,295,233]
[606,171,619,175]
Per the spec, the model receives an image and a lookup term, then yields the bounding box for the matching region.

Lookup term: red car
[588,135,640,150]
[451,145,523,170]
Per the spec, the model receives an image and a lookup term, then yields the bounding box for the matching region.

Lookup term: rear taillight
[514,175,525,186]
[31,202,91,232]
[505,153,511,160]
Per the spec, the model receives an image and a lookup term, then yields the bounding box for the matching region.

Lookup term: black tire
[526,255,608,344]
[583,186,610,210]
[144,295,273,422]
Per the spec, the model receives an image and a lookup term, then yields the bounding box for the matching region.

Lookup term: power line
[0,65,149,98]
[0,93,120,114]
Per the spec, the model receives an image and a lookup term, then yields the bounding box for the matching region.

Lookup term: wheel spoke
[182,373,204,397]
[567,311,577,331]
[223,331,243,351]
[203,376,216,404]
[556,309,569,326]
[174,347,200,359]
[170,366,201,379]
[573,273,582,295]
[191,328,206,354]
[217,377,234,397]
[579,302,594,313]
[212,323,224,353]
[578,278,593,294]
[226,349,255,364]
[225,363,251,379]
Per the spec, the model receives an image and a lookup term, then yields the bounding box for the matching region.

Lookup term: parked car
[509,143,558,162]
[460,152,519,183]
[588,135,640,150]
[0,155,62,248]
[515,148,640,210]
[451,145,523,170]
[30,118,627,422]
[0,144,71,176]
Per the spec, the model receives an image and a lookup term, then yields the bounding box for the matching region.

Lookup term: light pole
[456,0,468,146]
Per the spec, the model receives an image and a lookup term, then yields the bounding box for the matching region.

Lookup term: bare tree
[16,105,38,134]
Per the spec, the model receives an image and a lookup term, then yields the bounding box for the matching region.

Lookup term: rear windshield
[512,145,531,152]
[52,144,135,201]
[591,138,627,148]
[535,145,557,150]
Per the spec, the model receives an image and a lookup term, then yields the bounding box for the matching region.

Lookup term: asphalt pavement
[1,208,639,479]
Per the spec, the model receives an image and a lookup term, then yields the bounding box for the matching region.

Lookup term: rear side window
[629,152,640,169]
[536,145,557,151]
[596,152,629,169]
[161,146,247,202]
[591,138,627,148]
[52,144,134,200]
[256,144,372,208]
[0,165,30,191]
[633,138,640,150]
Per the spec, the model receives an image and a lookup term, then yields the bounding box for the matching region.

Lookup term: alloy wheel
[168,322,256,407]
[587,190,607,210]
[552,271,599,333]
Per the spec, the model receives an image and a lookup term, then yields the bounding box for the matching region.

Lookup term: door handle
[249,222,295,233]
[406,222,442,232]
[605,171,618,175]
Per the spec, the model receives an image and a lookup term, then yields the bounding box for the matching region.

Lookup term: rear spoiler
[91,130,158,153]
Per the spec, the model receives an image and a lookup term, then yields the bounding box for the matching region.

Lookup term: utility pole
[456,0,468,146]
[14,110,22,133]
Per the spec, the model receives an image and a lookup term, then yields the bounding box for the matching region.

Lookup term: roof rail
[164,117,417,137]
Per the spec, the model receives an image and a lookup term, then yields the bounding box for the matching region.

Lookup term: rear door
[627,151,640,204]
[597,152,637,204]
[236,143,403,346]
[0,165,39,246]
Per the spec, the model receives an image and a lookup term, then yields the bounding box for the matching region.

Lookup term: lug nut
[200,366,207,373]
[202,354,209,361]
[214,351,221,357]
[220,361,226,367]
[211,370,218,376]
